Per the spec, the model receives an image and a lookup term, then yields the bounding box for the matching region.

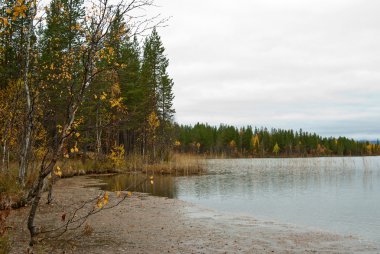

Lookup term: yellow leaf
[96,198,103,209]
[100,92,107,100]
[75,133,80,138]
[54,166,62,177]
[20,4,28,12]
[150,180,154,185]
[70,148,74,153]
[148,112,160,130]
[127,191,132,197]
[110,97,123,108]
[103,192,109,205]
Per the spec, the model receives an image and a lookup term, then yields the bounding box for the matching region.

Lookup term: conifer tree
[118,36,142,154]
[139,28,175,161]
[39,0,85,149]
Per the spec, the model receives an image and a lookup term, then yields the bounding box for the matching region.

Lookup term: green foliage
[174,123,378,157]
[0,0,176,165]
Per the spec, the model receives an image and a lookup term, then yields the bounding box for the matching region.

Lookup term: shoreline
[204,155,380,160]
[7,176,380,253]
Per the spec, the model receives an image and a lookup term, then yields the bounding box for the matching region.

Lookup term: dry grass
[0,170,19,254]
[0,170,25,209]
[124,153,145,172]
[142,153,205,175]
[56,159,122,178]
[59,153,205,176]
[82,223,94,236]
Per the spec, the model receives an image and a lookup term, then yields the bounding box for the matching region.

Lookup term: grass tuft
[142,153,205,175]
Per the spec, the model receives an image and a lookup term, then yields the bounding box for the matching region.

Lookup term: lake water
[95,156,380,244]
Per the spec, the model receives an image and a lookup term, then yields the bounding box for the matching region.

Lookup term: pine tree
[139,28,175,160]
[39,0,85,148]
[0,0,28,88]
[118,36,142,154]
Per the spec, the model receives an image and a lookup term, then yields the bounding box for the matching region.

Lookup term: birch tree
[25,0,158,244]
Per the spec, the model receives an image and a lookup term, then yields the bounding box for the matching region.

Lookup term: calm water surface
[95,157,380,243]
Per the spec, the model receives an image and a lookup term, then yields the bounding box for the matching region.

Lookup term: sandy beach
[7,176,379,253]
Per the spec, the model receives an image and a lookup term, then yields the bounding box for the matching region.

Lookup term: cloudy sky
[155,0,380,139]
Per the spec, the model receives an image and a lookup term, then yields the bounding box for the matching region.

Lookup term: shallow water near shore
[94,156,380,244]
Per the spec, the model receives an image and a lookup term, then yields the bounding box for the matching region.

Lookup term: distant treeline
[174,123,380,157]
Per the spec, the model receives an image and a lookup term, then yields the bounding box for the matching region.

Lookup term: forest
[174,123,380,157]
[0,0,176,177]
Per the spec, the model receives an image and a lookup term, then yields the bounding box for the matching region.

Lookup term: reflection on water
[95,173,178,198]
[95,156,380,243]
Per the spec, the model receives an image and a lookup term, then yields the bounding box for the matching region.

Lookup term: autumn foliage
[1,0,174,247]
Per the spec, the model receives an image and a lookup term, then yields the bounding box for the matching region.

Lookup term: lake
[94,156,380,244]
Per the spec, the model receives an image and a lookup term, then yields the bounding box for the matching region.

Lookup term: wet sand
[8,176,379,253]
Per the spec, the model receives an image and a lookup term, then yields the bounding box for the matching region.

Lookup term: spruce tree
[139,28,175,160]
[39,0,85,148]
[118,36,142,154]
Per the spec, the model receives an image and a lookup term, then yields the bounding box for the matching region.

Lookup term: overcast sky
[155,0,380,140]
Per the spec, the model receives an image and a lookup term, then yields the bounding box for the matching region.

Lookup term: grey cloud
[157,0,380,139]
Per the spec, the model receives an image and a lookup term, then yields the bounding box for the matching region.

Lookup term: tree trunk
[19,6,35,186]
[26,33,96,243]
[2,139,7,172]
[27,119,75,244]
[47,176,54,205]
[95,106,102,157]
[27,171,45,245]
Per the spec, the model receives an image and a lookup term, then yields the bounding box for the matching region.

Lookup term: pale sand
[7,176,379,253]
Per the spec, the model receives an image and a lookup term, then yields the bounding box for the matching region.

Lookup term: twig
[38,175,150,241]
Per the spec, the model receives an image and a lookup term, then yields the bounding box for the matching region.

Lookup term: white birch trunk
[19,4,36,186]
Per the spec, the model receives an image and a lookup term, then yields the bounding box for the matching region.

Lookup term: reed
[142,153,205,176]
[51,153,205,177]
[56,159,121,178]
